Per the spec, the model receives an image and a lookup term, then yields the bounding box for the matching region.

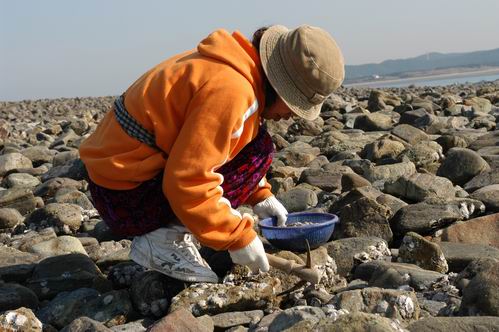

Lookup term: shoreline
[344,67,499,87]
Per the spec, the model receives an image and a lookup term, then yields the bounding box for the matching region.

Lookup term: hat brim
[260,25,323,121]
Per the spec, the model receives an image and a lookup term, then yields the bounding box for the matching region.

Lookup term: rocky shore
[1,80,499,331]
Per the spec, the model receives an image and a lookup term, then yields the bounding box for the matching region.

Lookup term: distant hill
[345,48,499,82]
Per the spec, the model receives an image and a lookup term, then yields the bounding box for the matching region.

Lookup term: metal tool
[266,239,322,286]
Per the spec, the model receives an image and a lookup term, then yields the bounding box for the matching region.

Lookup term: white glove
[253,195,288,226]
[229,236,270,273]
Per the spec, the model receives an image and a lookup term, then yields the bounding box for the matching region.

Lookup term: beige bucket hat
[260,25,345,121]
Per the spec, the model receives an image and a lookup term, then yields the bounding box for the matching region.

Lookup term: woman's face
[261,96,294,121]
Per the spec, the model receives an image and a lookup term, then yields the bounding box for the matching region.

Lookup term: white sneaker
[129,227,219,283]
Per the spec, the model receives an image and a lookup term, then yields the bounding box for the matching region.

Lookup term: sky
[1,0,498,101]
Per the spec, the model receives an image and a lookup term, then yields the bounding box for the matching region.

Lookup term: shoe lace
[173,233,205,265]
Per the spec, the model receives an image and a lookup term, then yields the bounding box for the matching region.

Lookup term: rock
[211,310,264,330]
[367,90,397,112]
[378,194,408,214]
[391,124,429,145]
[53,150,80,167]
[33,177,85,198]
[464,169,499,192]
[274,143,320,167]
[0,246,39,283]
[9,227,57,251]
[437,148,490,185]
[52,187,94,210]
[109,320,152,332]
[464,96,493,113]
[470,184,499,212]
[336,197,393,243]
[411,97,440,113]
[340,173,371,192]
[107,262,146,289]
[169,279,280,317]
[268,306,325,332]
[390,199,482,237]
[129,271,182,318]
[277,187,318,212]
[2,173,41,188]
[0,283,38,312]
[363,161,416,183]
[323,237,391,277]
[41,158,88,182]
[311,131,383,158]
[79,290,132,327]
[60,317,112,332]
[306,155,329,169]
[460,259,499,316]
[268,177,294,195]
[298,168,342,192]
[287,118,323,136]
[436,134,469,153]
[28,235,88,257]
[0,187,38,215]
[439,242,499,272]
[26,253,111,300]
[37,288,101,329]
[354,260,444,291]
[398,232,448,273]
[20,146,55,167]
[96,247,131,270]
[354,113,393,131]
[313,312,403,332]
[384,173,455,202]
[147,308,213,332]
[0,152,33,177]
[408,316,499,332]
[331,287,420,321]
[24,203,83,234]
[361,138,405,162]
[468,130,499,151]
[433,213,499,248]
[398,141,442,169]
[0,307,42,332]
[0,207,23,229]
[271,165,306,180]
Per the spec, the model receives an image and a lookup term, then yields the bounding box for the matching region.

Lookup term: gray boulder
[336,197,393,243]
[354,260,445,291]
[323,237,390,277]
[331,287,420,321]
[470,184,499,212]
[460,259,499,316]
[437,148,490,185]
[391,124,429,145]
[408,316,499,332]
[384,173,456,202]
[0,152,33,176]
[398,232,448,273]
[277,187,318,212]
[439,242,499,272]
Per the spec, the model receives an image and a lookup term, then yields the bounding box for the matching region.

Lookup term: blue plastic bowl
[258,212,339,252]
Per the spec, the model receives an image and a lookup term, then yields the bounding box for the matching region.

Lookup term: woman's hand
[229,235,269,273]
[253,195,288,226]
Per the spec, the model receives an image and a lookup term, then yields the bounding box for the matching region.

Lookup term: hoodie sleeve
[163,76,258,251]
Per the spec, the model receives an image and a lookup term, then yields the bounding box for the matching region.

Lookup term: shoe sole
[130,241,219,283]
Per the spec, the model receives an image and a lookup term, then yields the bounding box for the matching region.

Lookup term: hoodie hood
[197,29,263,93]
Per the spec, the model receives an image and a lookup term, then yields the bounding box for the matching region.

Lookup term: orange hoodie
[79,30,273,251]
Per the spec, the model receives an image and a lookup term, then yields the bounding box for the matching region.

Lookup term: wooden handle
[266,253,322,284]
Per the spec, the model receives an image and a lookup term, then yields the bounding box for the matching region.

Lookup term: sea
[346,72,499,89]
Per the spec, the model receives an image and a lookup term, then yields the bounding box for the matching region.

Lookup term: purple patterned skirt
[88,126,274,237]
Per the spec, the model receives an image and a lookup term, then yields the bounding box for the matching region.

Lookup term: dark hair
[252,27,278,108]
